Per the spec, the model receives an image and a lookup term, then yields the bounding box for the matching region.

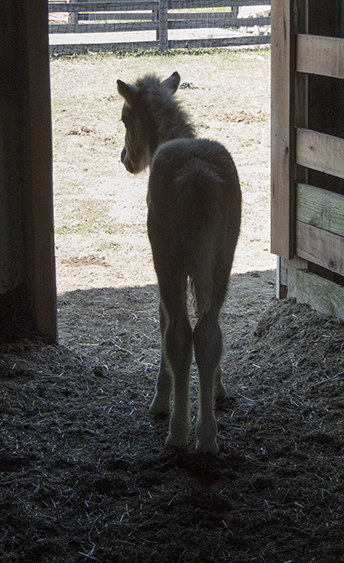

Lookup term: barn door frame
[271,0,296,265]
[0,0,56,342]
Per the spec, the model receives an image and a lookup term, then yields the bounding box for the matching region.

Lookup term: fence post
[158,0,168,54]
[153,5,159,41]
[70,0,78,25]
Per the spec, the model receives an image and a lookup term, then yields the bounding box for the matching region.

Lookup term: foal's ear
[162,71,181,94]
[117,79,139,108]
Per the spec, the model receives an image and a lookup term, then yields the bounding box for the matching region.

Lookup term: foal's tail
[175,166,233,317]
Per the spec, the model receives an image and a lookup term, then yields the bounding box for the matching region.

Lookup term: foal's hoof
[215,380,226,401]
[195,439,220,455]
[196,418,219,454]
[149,395,170,417]
[165,433,188,450]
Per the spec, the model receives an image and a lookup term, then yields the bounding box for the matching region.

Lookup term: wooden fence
[49,0,271,55]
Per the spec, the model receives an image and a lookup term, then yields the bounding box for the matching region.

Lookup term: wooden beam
[49,34,270,56]
[297,34,344,80]
[168,34,271,49]
[296,128,344,180]
[296,221,344,277]
[279,256,307,300]
[50,21,157,33]
[24,0,57,342]
[169,0,271,8]
[295,269,344,322]
[50,40,158,55]
[49,1,158,11]
[296,184,344,237]
[168,15,271,30]
[270,0,295,259]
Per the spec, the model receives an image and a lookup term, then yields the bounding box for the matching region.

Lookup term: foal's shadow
[151,447,239,487]
[146,413,237,485]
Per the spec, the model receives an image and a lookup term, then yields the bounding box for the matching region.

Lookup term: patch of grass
[100,241,119,250]
[120,47,162,58]
[252,45,271,58]
[104,223,119,235]
[75,204,106,233]
[55,225,72,234]
[55,202,111,234]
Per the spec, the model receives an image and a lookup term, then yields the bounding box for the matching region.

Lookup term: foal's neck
[157,107,196,147]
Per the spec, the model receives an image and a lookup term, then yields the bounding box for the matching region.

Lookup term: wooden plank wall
[297,34,344,79]
[296,128,344,180]
[272,0,344,321]
[295,30,344,281]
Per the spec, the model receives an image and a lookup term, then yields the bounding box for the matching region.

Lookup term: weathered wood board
[297,34,344,80]
[270,0,295,259]
[296,221,344,277]
[296,128,344,180]
[296,184,344,237]
[296,269,344,322]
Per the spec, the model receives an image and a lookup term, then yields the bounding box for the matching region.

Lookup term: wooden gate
[271,0,344,320]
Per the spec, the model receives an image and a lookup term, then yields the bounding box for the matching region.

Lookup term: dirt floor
[1,49,344,562]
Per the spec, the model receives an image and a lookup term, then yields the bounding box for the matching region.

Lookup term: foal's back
[148,137,241,311]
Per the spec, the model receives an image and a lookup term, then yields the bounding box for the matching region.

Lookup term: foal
[117,72,241,453]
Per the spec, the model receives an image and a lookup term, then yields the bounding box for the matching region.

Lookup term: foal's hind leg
[214,365,226,401]
[149,301,172,416]
[164,304,193,449]
[193,303,223,454]
[152,276,193,449]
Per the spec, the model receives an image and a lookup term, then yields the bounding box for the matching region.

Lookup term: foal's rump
[148,137,241,314]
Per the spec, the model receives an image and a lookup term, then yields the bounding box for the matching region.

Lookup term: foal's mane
[134,74,196,142]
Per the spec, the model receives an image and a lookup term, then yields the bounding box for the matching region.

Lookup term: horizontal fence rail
[49,0,271,55]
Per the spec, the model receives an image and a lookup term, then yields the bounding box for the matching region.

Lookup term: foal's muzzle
[121,147,134,174]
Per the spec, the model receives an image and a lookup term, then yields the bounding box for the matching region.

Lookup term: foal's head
[117,71,195,174]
